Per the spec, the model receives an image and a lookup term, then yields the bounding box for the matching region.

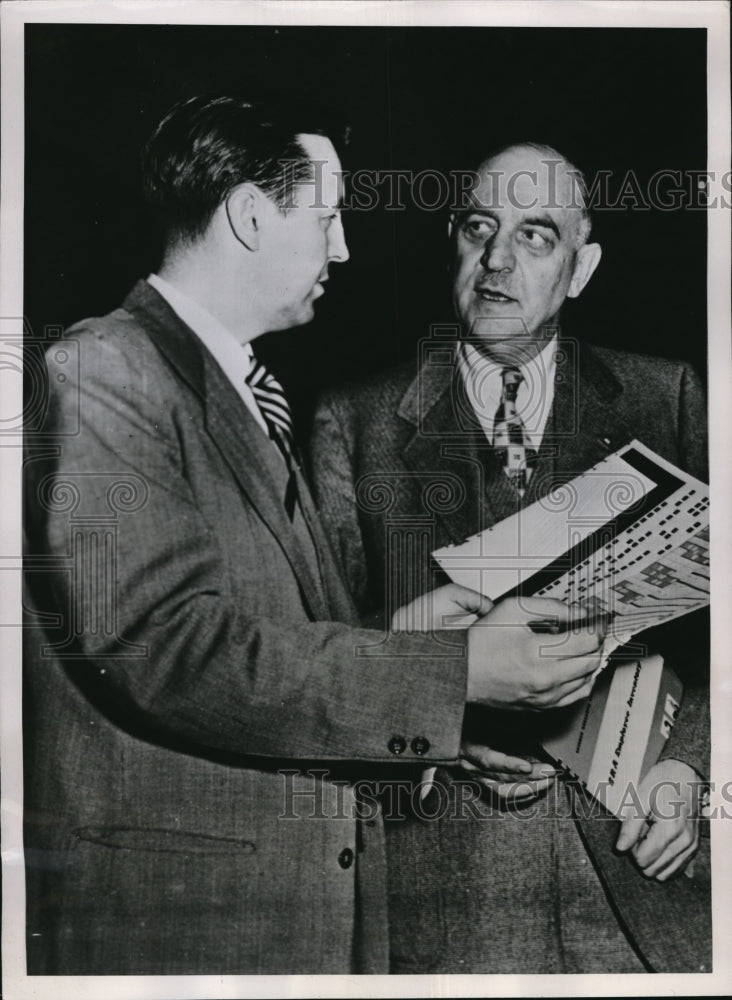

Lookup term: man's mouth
[475,287,515,303]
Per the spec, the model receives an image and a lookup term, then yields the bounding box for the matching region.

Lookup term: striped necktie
[493,367,537,498]
[245,356,298,519]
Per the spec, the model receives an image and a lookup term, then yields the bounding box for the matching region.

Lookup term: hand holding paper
[465,597,608,711]
[432,441,710,671]
[391,589,607,712]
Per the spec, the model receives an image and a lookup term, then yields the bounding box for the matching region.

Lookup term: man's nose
[328,215,350,264]
[480,233,514,272]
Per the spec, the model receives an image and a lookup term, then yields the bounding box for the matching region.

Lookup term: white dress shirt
[457,335,558,450]
[147,272,269,437]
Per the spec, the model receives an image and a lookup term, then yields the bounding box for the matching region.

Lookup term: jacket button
[388,736,407,755]
[338,848,354,870]
[411,736,430,756]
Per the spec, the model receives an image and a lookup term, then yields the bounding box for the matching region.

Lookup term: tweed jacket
[22,281,472,975]
[311,333,711,973]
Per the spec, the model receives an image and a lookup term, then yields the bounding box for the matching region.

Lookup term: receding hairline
[475,141,592,245]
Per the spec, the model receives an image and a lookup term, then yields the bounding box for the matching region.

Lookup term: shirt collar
[457,335,558,449]
[148,272,256,373]
[147,273,268,434]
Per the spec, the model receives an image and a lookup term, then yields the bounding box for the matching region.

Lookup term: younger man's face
[258,133,349,333]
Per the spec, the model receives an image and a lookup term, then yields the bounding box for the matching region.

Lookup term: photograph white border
[2,2,730,998]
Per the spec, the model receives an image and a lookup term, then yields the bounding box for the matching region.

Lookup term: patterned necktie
[245,356,298,519]
[493,367,536,498]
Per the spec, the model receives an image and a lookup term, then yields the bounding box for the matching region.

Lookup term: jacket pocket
[74,826,256,855]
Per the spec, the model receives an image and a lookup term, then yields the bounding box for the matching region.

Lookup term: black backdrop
[24,24,707,431]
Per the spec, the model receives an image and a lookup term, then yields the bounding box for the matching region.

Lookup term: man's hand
[391,583,494,632]
[615,758,703,881]
[459,740,558,804]
[466,597,605,711]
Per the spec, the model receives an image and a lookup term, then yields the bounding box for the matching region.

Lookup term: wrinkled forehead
[470,147,586,218]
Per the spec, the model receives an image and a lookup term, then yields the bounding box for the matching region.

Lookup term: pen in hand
[528,611,615,634]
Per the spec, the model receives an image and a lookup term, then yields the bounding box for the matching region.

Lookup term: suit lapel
[123,280,329,621]
[203,363,330,620]
[295,471,361,625]
[398,338,639,548]
[550,339,636,483]
[399,347,501,544]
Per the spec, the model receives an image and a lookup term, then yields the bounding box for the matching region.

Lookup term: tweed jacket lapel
[398,337,638,547]
[398,345,501,544]
[122,280,329,621]
[549,338,636,482]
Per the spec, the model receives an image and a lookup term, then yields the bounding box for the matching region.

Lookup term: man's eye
[321,213,338,229]
[521,229,552,248]
[462,218,493,239]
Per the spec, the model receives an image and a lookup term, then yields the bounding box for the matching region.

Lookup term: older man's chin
[464,319,548,364]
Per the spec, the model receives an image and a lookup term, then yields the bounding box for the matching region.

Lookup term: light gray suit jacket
[23,281,472,975]
[311,333,711,973]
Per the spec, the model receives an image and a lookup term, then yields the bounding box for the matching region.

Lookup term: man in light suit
[22,104,609,975]
[312,142,711,973]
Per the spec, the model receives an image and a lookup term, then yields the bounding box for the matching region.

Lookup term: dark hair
[141,95,346,250]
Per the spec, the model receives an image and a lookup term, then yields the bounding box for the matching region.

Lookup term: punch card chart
[432,441,709,662]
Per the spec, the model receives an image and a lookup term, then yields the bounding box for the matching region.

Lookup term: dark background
[25,24,707,430]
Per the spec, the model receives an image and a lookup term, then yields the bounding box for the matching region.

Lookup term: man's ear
[567,242,602,299]
[225,184,262,251]
[447,213,456,239]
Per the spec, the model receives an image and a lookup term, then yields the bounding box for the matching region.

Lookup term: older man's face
[451,145,598,361]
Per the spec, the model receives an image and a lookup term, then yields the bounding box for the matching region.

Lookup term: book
[539,653,682,818]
